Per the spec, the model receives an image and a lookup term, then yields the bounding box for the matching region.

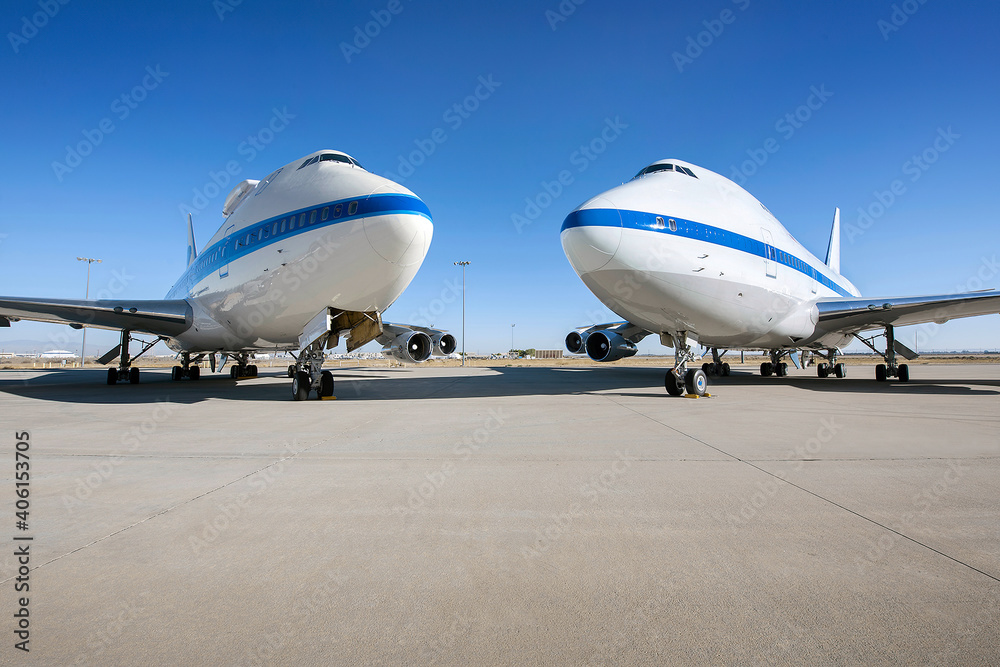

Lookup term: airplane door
[761,228,777,278]
[219,224,234,278]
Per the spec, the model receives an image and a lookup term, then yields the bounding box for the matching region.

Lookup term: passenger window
[321,207,329,221]
[299,213,306,227]
[348,201,358,216]
[334,204,343,218]
[272,222,278,235]
[654,216,665,230]
[309,210,317,224]
[669,219,677,232]
[280,219,286,233]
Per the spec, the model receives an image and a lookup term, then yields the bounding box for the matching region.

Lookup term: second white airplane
[562,159,1000,396]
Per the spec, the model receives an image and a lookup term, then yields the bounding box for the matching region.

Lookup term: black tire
[817,363,828,378]
[722,363,730,376]
[171,366,181,381]
[875,364,886,381]
[685,369,708,396]
[760,362,773,377]
[775,362,787,377]
[701,362,710,374]
[292,371,311,401]
[287,364,296,378]
[107,368,117,385]
[665,370,684,396]
[898,364,909,382]
[834,363,846,379]
[129,367,140,384]
[249,364,258,377]
[189,365,200,381]
[319,370,334,397]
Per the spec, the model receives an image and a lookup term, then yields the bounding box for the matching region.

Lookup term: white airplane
[561,159,1000,396]
[0,150,455,400]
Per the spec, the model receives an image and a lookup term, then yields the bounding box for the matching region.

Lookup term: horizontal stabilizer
[97,345,121,365]
[893,339,919,361]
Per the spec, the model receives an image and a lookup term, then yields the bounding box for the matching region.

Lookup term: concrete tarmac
[0,363,998,665]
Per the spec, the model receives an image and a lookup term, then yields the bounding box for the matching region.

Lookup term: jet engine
[433,333,457,356]
[382,331,433,363]
[584,331,638,362]
[565,330,589,355]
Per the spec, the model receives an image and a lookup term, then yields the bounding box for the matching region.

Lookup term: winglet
[825,207,840,275]
[186,214,198,267]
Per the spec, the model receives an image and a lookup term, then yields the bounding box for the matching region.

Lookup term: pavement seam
[601,395,1000,585]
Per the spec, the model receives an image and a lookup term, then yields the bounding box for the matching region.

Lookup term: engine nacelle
[585,331,638,362]
[382,331,433,363]
[565,330,588,355]
[433,333,457,356]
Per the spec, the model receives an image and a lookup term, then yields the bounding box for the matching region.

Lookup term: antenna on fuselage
[186,213,198,267]
[825,207,841,275]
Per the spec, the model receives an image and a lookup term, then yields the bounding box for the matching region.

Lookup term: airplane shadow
[0,365,997,405]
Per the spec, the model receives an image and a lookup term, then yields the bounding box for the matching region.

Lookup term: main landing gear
[103,329,161,385]
[226,352,259,379]
[810,349,847,379]
[854,324,913,383]
[290,340,335,401]
[759,350,794,378]
[701,348,731,378]
[170,352,202,381]
[664,331,708,397]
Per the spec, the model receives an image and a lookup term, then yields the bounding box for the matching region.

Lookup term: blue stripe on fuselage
[168,193,430,298]
[561,208,852,297]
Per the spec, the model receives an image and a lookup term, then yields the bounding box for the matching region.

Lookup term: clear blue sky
[2,1,998,356]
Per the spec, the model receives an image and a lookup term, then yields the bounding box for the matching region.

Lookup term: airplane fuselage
[561,160,861,351]
[164,151,433,353]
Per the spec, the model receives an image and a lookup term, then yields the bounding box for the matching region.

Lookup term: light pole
[511,324,515,357]
[454,261,470,366]
[76,257,102,367]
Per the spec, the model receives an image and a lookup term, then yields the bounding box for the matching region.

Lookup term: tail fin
[186,214,198,267]
[825,207,840,274]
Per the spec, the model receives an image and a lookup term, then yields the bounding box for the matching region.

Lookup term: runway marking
[600,394,1000,584]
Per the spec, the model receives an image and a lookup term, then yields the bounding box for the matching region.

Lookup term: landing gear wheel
[189,365,200,381]
[898,364,909,382]
[817,363,829,378]
[107,368,117,385]
[701,362,710,374]
[230,366,239,379]
[721,363,730,377]
[775,362,788,377]
[760,362,773,377]
[834,363,846,379]
[292,371,311,401]
[171,366,182,381]
[128,367,140,384]
[249,364,258,377]
[287,364,296,378]
[665,370,684,396]
[685,369,708,396]
[319,370,334,398]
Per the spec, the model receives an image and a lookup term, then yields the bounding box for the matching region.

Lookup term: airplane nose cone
[560,196,622,273]
[363,190,433,267]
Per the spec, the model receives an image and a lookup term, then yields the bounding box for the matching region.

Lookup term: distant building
[534,350,563,359]
[40,350,75,358]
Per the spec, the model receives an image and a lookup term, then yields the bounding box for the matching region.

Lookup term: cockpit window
[319,153,352,165]
[632,163,698,180]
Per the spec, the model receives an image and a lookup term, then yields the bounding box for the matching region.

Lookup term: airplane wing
[814,290,1000,335]
[377,321,457,361]
[0,296,192,337]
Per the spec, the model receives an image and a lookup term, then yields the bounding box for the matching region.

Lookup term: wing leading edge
[0,296,192,338]
[815,290,1000,336]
